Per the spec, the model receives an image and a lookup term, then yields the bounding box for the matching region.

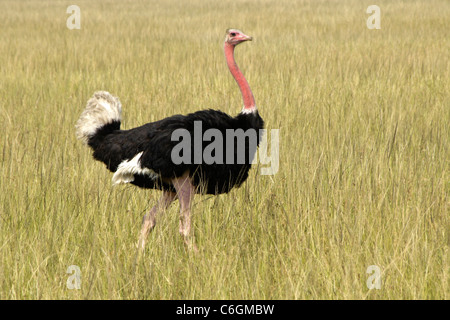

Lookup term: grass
[0,0,448,299]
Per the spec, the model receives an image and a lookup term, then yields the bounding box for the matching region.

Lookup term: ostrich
[76,29,264,250]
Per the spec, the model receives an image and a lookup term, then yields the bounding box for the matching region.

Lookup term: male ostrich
[76,29,264,250]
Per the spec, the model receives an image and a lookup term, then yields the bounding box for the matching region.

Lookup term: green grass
[0,0,448,299]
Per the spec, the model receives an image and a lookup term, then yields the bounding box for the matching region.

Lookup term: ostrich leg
[172,172,197,251]
[138,191,176,250]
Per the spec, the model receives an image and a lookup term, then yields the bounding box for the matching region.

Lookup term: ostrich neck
[224,42,256,113]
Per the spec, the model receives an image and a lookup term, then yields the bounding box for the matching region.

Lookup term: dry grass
[0,0,448,299]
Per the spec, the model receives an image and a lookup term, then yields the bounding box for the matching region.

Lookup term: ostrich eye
[230,32,236,37]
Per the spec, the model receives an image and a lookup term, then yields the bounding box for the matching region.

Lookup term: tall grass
[0,0,448,299]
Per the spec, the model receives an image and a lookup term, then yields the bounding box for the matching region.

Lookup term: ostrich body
[76,29,263,249]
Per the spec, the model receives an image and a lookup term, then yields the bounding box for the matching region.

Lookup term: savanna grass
[0,0,448,299]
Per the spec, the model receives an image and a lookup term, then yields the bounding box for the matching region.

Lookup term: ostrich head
[225,29,252,46]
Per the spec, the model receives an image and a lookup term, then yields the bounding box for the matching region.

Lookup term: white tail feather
[76,91,122,144]
[112,152,159,185]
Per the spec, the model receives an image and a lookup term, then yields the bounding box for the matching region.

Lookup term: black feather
[87,109,264,195]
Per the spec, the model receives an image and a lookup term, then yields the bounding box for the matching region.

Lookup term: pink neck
[224,42,256,113]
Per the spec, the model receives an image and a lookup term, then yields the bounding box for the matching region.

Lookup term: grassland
[0,0,448,299]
